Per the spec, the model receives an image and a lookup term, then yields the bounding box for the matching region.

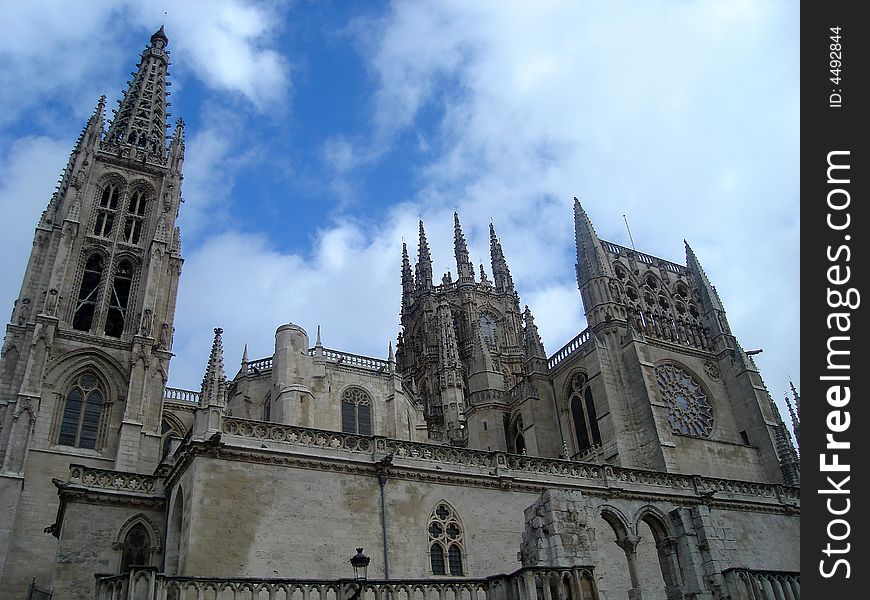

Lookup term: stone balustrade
[318,348,390,372]
[723,569,800,600]
[547,330,591,371]
[95,566,599,600]
[164,387,200,404]
[220,418,799,505]
[68,464,163,496]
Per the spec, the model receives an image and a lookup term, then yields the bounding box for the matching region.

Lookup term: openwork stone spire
[489,222,514,292]
[684,241,725,312]
[416,220,433,290]
[200,327,227,408]
[454,213,475,284]
[105,26,171,158]
[769,397,800,486]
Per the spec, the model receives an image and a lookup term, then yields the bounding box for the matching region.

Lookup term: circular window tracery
[655,364,713,438]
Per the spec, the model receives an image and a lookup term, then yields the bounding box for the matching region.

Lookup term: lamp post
[349,548,370,600]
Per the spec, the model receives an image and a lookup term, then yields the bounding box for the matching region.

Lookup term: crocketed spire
[489,222,514,291]
[105,26,172,158]
[200,327,227,408]
[415,220,433,290]
[454,212,475,284]
[522,305,547,361]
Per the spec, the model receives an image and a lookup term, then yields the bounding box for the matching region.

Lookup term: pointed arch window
[341,387,372,435]
[123,189,148,244]
[73,255,104,332]
[58,372,104,449]
[93,183,121,238]
[428,503,465,575]
[120,523,152,572]
[568,372,601,456]
[105,260,134,337]
[479,314,498,348]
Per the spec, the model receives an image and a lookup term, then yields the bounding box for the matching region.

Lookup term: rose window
[655,364,713,438]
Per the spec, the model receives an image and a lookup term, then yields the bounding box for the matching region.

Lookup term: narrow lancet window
[73,255,104,332]
[105,260,134,337]
[569,372,601,456]
[123,190,148,244]
[120,523,151,571]
[93,183,121,238]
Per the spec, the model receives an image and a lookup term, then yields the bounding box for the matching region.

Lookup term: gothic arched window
[93,182,121,238]
[104,260,134,337]
[58,372,104,449]
[341,387,372,435]
[73,254,104,332]
[123,189,148,245]
[568,372,601,456]
[428,503,465,576]
[120,523,152,572]
[479,313,498,347]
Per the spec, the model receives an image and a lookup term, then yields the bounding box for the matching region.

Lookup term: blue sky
[0,1,799,419]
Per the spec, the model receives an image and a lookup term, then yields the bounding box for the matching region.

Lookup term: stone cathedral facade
[0,31,799,600]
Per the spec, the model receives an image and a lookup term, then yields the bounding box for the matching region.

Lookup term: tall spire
[769,396,800,486]
[40,96,107,228]
[453,212,475,284]
[105,26,171,159]
[200,327,227,408]
[401,241,414,310]
[522,305,547,361]
[786,382,800,449]
[489,222,514,292]
[573,197,608,288]
[415,220,433,290]
[684,241,725,312]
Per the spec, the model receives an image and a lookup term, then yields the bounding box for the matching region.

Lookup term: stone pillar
[615,535,643,600]
[655,536,684,600]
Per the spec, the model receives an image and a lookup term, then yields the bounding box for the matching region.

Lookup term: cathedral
[0,29,799,600]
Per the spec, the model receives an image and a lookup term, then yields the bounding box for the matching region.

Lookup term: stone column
[656,536,684,600]
[615,535,643,600]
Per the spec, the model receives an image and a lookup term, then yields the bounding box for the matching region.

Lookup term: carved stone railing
[316,348,390,372]
[218,418,798,505]
[600,240,688,275]
[723,569,799,600]
[163,387,200,404]
[547,329,592,370]
[95,566,599,600]
[67,464,163,496]
[246,356,273,373]
[222,417,374,454]
[241,348,390,376]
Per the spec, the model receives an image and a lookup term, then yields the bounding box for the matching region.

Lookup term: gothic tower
[0,28,184,596]
[397,215,561,456]
[554,198,792,482]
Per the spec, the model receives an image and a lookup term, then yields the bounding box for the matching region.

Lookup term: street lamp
[350,548,370,581]
[348,547,371,600]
